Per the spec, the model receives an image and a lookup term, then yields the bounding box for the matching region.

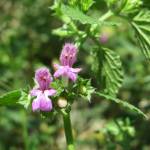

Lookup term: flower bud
[99,33,109,44]
[57,98,68,108]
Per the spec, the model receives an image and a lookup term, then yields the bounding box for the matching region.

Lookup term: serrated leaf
[131,9,150,59]
[61,4,97,24]
[107,0,142,15]
[51,79,64,97]
[96,92,147,119]
[60,4,117,26]
[80,0,95,11]
[17,90,31,109]
[103,48,124,96]
[0,90,21,106]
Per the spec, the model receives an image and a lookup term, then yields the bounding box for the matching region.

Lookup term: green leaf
[0,89,31,108]
[61,4,97,24]
[0,90,21,106]
[52,27,74,37]
[80,0,95,11]
[73,77,95,102]
[68,0,78,6]
[51,79,64,97]
[17,90,31,109]
[131,9,150,59]
[96,92,147,119]
[103,48,124,96]
[106,0,142,15]
[121,0,142,15]
[60,4,117,26]
[76,77,95,101]
[68,0,94,11]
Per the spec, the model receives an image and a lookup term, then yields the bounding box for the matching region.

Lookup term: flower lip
[32,91,53,112]
[31,87,56,112]
[54,65,81,82]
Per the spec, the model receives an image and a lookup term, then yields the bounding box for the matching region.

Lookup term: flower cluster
[30,43,81,112]
[54,43,81,82]
[30,68,56,112]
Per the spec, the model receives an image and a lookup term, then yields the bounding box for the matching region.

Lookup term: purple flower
[60,43,77,67]
[30,68,56,112]
[54,43,81,82]
[99,33,108,44]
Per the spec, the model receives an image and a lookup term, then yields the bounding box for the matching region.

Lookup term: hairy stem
[63,112,75,150]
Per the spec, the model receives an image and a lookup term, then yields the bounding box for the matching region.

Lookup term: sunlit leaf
[131,9,150,59]
[17,90,31,109]
[0,90,21,106]
[103,48,124,96]
[61,4,118,26]
[61,4,97,24]
[96,92,147,119]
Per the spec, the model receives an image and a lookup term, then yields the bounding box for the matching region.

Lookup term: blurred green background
[0,0,150,150]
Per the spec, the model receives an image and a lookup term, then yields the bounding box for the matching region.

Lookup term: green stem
[21,110,29,150]
[99,10,113,21]
[63,112,75,150]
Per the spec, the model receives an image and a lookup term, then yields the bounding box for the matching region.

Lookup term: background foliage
[0,0,150,150]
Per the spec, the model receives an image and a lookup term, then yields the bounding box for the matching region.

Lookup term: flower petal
[71,68,82,73]
[30,89,41,96]
[67,71,77,82]
[32,98,40,111]
[54,67,65,78]
[44,89,56,96]
[39,95,53,111]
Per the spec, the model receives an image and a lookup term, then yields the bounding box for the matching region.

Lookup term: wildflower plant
[0,0,150,150]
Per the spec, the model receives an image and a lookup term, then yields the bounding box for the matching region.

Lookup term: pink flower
[99,33,108,44]
[54,43,81,82]
[30,68,56,112]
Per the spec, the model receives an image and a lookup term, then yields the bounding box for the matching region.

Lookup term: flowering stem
[63,112,75,150]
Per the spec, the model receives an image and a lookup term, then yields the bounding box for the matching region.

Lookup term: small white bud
[57,98,67,108]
